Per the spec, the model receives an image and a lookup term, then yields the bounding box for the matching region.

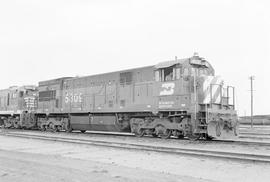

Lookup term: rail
[1,130,270,163]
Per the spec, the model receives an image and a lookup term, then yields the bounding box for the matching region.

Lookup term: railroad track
[240,132,270,136]
[240,136,270,140]
[2,128,270,146]
[239,131,270,140]
[1,131,270,163]
[239,127,270,140]
[2,128,270,147]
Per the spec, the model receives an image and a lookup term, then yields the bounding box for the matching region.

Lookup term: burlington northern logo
[160,83,175,96]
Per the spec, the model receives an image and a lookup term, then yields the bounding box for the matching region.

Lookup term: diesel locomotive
[0,53,238,140]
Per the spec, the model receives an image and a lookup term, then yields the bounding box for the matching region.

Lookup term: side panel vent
[39,90,56,101]
[120,72,133,85]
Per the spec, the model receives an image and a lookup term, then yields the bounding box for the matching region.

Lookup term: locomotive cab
[0,85,38,129]
[153,53,214,111]
[152,53,238,140]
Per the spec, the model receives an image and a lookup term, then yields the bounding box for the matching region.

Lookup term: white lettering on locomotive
[65,93,82,103]
[160,83,175,96]
[158,101,174,108]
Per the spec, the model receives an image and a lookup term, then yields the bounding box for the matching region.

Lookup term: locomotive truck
[0,53,238,140]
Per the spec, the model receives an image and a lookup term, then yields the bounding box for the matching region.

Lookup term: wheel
[41,125,46,131]
[66,127,73,133]
[152,133,158,137]
[65,122,73,133]
[187,134,200,141]
[48,122,57,132]
[160,129,172,139]
[13,122,20,129]
[155,125,171,139]
[177,135,184,139]
[134,128,145,137]
[80,130,86,133]
[51,126,57,132]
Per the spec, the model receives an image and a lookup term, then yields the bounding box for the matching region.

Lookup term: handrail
[209,84,235,109]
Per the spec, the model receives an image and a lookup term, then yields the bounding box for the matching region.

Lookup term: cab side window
[164,67,173,81]
[155,70,160,81]
[19,91,24,97]
[175,67,181,79]
[155,66,181,82]
[183,68,189,76]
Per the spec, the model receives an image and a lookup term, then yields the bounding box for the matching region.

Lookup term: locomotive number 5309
[65,93,82,103]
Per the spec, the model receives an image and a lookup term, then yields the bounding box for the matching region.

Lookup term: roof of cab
[155,58,188,69]
[155,53,213,69]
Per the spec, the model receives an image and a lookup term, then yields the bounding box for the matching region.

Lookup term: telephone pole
[249,76,255,128]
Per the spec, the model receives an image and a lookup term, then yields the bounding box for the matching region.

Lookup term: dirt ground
[0,135,270,182]
[0,150,202,182]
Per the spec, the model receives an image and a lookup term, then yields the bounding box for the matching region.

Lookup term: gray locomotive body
[35,53,238,139]
[1,54,238,140]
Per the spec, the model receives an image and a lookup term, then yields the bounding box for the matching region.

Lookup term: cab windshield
[190,67,212,76]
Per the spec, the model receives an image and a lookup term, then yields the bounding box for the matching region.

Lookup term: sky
[0,0,269,116]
